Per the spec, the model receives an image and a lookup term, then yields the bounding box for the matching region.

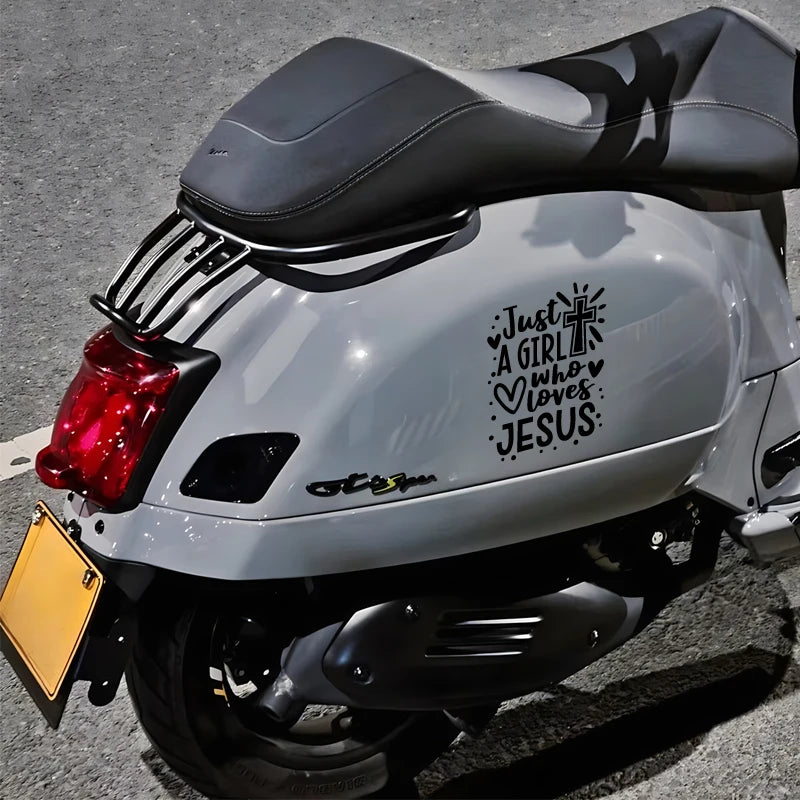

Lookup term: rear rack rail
[91,193,475,340]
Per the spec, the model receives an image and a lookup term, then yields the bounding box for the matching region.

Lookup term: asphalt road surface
[1,1,799,798]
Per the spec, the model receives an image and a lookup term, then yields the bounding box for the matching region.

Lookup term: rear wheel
[126,600,465,799]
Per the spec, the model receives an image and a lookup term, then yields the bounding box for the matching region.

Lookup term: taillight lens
[36,328,179,507]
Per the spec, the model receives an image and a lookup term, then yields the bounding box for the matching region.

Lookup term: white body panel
[71,191,799,579]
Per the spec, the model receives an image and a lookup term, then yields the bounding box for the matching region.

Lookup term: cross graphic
[563,295,596,356]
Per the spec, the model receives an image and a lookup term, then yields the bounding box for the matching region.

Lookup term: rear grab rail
[90,193,474,341]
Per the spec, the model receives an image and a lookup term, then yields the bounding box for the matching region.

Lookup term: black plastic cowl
[181,433,300,504]
[112,327,221,511]
[762,430,800,489]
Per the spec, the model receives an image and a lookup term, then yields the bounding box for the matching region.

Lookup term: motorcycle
[1,6,799,798]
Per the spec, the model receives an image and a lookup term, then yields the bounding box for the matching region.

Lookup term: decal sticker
[487,283,606,462]
[307,471,437,498]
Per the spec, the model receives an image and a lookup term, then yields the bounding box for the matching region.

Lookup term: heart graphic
[487,334,501,350]
[588,359,604,378]
[493,376,526,415]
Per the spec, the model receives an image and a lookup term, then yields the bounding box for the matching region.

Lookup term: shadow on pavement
[141,747,205,800]
[138,552,798,800]
[138,641,798,800]
[428,641,799,799]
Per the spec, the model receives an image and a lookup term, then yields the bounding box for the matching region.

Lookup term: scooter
[2,6,799,798]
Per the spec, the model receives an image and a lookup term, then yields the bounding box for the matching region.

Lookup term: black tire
[126,600,463,799]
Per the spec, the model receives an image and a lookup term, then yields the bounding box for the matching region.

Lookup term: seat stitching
[220,67,426,144]
[182,100,796,222]
[500,99,797,137]
[180,99,494,217]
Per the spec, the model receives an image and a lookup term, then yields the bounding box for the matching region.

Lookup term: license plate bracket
[0,502,105,727]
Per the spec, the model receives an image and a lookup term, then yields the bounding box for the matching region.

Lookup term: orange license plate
[0,502,103,723]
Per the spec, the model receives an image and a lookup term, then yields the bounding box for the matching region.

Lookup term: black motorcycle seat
[180,6,800,244]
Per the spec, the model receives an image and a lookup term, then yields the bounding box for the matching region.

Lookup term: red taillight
[36,328,179,507]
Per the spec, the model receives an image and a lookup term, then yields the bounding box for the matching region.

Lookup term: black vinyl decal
[307,471,437,498]
[487,284,607,461]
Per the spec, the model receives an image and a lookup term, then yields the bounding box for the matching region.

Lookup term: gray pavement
[1,1,799,798]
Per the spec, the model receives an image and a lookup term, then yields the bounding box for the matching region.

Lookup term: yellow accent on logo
[372,474,401,494]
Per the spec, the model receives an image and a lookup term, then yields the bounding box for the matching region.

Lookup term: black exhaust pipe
[257,582,643,717]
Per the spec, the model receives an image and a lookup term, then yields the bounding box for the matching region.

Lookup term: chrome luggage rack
[90,193,475,341]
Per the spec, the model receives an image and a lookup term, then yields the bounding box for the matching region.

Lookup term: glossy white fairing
[72,425,716,580]
[72,191,800,579]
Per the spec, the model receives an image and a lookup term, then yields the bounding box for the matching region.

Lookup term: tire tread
[126,597,464,798]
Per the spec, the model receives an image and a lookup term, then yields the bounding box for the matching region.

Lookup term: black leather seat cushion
[180,6,800,244]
